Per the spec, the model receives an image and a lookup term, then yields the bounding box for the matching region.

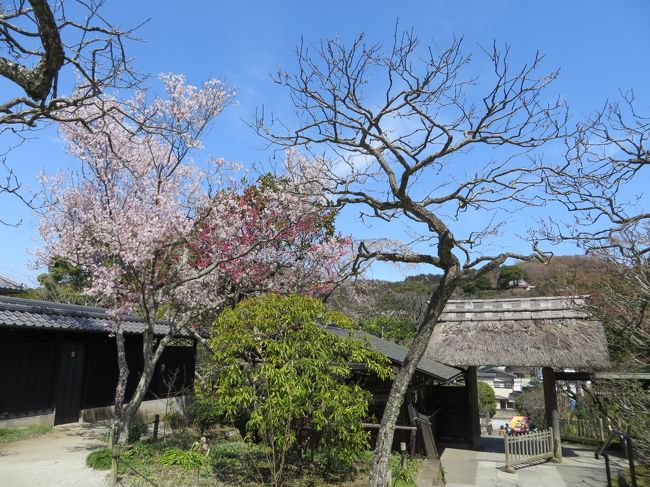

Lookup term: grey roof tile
[0,274,24,294]
[0,296,182,336]
[327,326,461,382]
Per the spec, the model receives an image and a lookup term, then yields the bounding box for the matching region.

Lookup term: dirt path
[0,422,109,487]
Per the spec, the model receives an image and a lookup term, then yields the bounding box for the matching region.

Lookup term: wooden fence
[560,418,607,444]
[504,428,556,473]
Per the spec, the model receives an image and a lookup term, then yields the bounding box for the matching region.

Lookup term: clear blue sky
[1,1,649,285]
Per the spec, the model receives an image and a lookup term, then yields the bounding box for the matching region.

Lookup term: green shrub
[187,396,222,434]
[164,411,187,431]
[86,448,113,470]
[316,447,362,480]
[159,448,208,470]
[128,415,149,443]
[389,454,421,487]
[207,294,393,484]
[478,381,497,418]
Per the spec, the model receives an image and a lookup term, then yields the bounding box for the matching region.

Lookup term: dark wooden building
[328,327,479,451]
[0,296,195,428]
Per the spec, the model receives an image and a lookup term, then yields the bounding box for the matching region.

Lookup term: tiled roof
[328,326,462,382]
[0,274,24,294]
[0,296,179,336]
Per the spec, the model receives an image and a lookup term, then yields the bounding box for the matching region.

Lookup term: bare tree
[259,30,568,485]
[0,0,140,222]
[538,93,649,368]
[583,233,650,369]
[1,0,140,129]
[542,91,649,259]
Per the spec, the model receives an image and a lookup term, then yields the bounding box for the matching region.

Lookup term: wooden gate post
[466,366,481,450]
[543,367,562,462]
[503,433,515,473]
[110,444,120,486]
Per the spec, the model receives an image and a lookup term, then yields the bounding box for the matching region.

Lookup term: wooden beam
[542,367,562,462]
[466,366,481,450]
[593,372,650,380]
[555,371,650,381]
[554,371,591,381]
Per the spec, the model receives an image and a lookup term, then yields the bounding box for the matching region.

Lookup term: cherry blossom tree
[258,31,571,485]
[37,74,350,455]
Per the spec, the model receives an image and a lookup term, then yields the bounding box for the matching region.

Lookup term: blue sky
[1,1,649,285]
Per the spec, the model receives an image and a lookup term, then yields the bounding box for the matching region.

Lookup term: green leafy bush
[478,381,496,418]
[389,454,421,487]
[128,415,149,443]
[204,295,393,485]
[159,448,208,470]
[86,448,113,470]
[187,397,222,434]
[164,411,187,431]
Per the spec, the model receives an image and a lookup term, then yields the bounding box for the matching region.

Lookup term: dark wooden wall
[0,328,195,420]
[431,384,471,446]
[0,329,57,418]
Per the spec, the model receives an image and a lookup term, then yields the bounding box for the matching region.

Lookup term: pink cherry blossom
[36,74,350,444]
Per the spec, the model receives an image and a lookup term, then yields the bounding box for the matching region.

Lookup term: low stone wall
[0,396,189,429]
[82,396,189,423]
[415,458,444,486]
[0,412,55,429]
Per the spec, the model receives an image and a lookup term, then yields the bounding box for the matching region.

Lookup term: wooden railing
[596,430,638,487]
[504,428,557,473]
[560,418,607,444]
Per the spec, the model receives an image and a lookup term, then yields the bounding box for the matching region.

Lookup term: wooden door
[54,342,85,425]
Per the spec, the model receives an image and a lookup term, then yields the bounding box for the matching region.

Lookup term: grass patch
[615,465,650,487]
[159,448,209,469]
[84,429,424,487]
[86,448,113,470]
[0,425,52,444]
[389,454,422,487]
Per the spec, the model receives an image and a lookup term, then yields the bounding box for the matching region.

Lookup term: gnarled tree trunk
[368,275,458,487]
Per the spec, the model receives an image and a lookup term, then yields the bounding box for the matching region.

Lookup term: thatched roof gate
[425,296,609,458]
[426,296,609,370]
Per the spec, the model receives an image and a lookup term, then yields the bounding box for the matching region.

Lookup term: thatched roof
[426,296,609,370]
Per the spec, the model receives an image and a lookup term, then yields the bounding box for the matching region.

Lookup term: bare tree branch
[539,91,650,260]
[260,29,568,486]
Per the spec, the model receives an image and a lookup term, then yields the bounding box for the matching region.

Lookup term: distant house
[477,366,536,411]
[507,278,536,291]
[0,296,195,428]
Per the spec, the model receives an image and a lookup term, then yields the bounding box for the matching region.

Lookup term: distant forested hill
[327,255,610,343]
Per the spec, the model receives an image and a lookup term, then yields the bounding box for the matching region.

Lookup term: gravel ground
[0,422,109,487]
